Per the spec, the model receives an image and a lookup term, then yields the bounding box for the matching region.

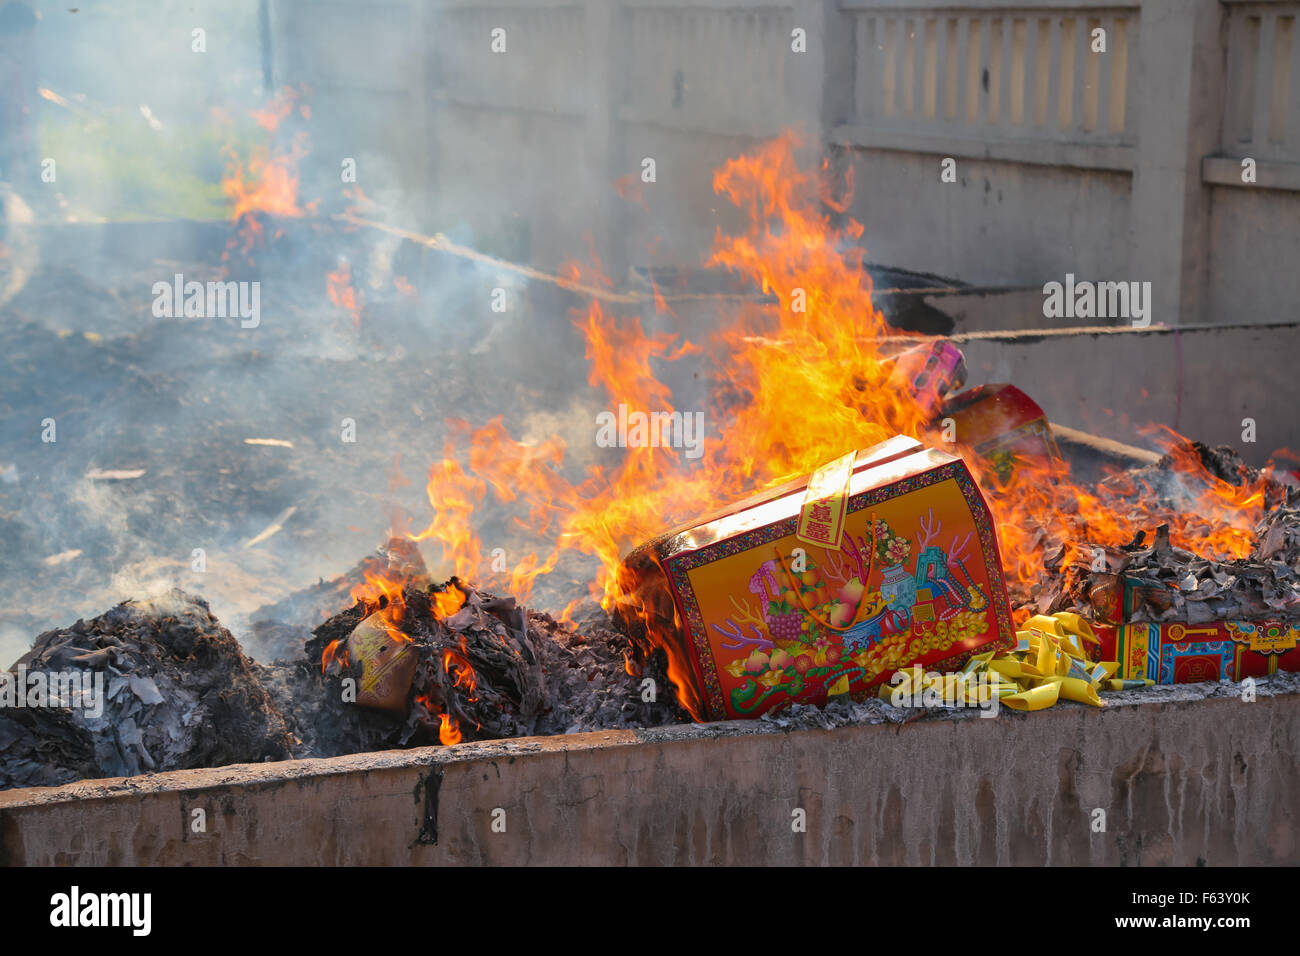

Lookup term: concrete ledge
[1203,156,1300,192]
[1,685,1296,865]
[833,124,1136,172]
[949,322,1300,467]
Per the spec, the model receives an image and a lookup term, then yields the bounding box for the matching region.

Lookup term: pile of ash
[0,591,292,790]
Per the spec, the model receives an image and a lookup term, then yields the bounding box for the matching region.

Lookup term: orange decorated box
[617,435,1016,720]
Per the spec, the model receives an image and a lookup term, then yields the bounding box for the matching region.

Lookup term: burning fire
[438,712,462,746]
[220,87,314,264]
[347,555,467,625]
[391,131,1289,719]
[987,425,1271,587]
[444,648,478,699]
[320,638,348,674]
[202,90,1289,729]
[432,584,468,620]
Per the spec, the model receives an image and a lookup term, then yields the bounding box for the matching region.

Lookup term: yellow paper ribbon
[986,613,1118,710]
[882,612,1124,713]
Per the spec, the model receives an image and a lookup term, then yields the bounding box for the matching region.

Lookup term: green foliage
[38,111,235,221]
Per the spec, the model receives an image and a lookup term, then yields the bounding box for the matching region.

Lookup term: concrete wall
[268,0,1300,326]
[953,322,1300,464]
[1205,185,1300,324]
[2,684,1296,866]
[842,151,1134,286]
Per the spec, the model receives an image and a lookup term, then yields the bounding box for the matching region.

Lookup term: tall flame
[400,132,1275,716]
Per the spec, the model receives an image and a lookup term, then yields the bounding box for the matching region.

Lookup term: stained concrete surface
[1,676,1295,866]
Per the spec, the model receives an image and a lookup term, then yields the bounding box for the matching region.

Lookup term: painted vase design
[879,562,917,617]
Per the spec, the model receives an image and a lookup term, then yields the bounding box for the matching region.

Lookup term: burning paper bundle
[306,577,547,746]
[1025,446,1300,684]
[617,435,1015,720]
[242,539,688,758]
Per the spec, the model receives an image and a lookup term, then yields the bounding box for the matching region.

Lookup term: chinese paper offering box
[617,435,1016,720]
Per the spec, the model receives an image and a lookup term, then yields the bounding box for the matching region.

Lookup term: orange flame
[978,424,1271,591]
[403,131,1279,717]
[221,88,315,264]
[432,584,467,620]
[439,712,462,746]
[443,647,478,700]
[320,638,347,674]
[327,260,363,328]
[350,561,409,619]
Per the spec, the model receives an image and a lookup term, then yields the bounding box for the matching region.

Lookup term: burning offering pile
[279,561,683,754]
[3,112,1298,793]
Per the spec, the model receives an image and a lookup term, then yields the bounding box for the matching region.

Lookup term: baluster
[1287,14,1300,151]
[856,14,874,122]
[1114,14,1133,139]
[954,15,971,128]
[1072,14,1090,137]
[1254,12,1278,151]
[1265,12,1293,145]
[1095,14,1114,138]
[1009,16,1026,128]
[883,16,897,119]
[942,16,958,123]
[977,14,993,127]
[1045,13,1063,134]
[998,14,1013,128]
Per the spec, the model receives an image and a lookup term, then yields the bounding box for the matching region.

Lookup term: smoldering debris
[4,438,1296,790]
[1021,445,1300,624]
[242,537,429,663]
[0,590,293,790]
[257,580,687,760]
[0,560,688,789]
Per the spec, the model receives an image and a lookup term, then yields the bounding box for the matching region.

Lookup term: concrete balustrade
[268,0,1300,326]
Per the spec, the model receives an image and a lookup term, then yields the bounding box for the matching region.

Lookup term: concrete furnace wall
[1,685,1295,866]
[952,322,1300,467]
